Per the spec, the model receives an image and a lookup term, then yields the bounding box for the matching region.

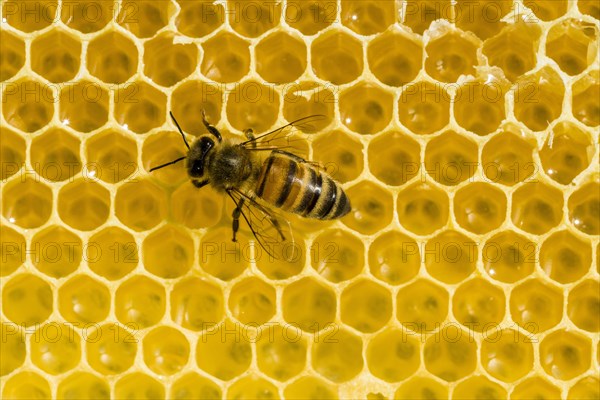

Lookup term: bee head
[187,136,215,178]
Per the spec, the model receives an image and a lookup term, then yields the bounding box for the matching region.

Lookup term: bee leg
[243,129,256,149]
[201,110,222,142]
[192,179,209,189]
[231,197,245,242]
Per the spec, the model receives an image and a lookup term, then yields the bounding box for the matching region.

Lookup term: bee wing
[240,115,327,153]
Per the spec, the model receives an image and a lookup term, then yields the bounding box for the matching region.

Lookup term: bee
[150,111,351,256]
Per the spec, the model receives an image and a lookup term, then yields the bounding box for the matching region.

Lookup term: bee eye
[192,161,202,174]
[200,137,214,153]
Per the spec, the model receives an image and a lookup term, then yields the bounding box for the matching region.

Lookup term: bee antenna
[170,112,190,150]
[149,156,186,172]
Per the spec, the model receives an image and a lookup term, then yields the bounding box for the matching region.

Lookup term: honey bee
[150,111,351,256]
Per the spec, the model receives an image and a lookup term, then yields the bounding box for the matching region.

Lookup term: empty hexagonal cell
[30,322,81,375]
[118,0,173,38]
[58,275,110,323]
[367,30,422,87]
[2,79,55,132]
[2,273,52,327]
[547,19,598,76]
[115,81,167,134]
[511,377,562,400]
[285,0,336,35]
[228,0,281,37]
[424,230,477,284]
[483,230,535,283]
[568,279,599,332]
[227,375,279,399]
[256,325,307,381]
[572,71,600,127]
[402,0,452,35]
[0,30,25,81]
[579,0,600,18]
[367,328,420,383]
[568,182,600,235]
[511,182,564,235]
[312,131,362,183]
[282,277,336,332]
[0,322,25,376]
[86,324,137,375]
[200,226,251,281]
[481,128,536,186]
[86,129,138,184]
[87,226,138,280]
[454,182,507,234]
[311,30,363,85]
[171,81,223,137]
[454,78,507,136]
[452,376,507,399]
[425,31,478,83]
[143,130,188,186]
[31,225,82,278]
[0,225,25,276]
[368,131,419,186]
[143,326,189,376]
[200,31,250,83]
[87,31,138,84]
[480,329,533,382]
[115,179,167,231]
[524,0,568,21]
[341,279,392,333]
[31,128,81,182]
[2,177,53,229]
[2,371,51,399]
[343,181,393,235]
[255,31,307,84]
[423,326,477,382]
[312,328,363,383]
[172,183,223,229]
[3,0,57,32]
[175,0,224,37]
[195,320,252,380]
[395,377,448,400]
[115,275,166,328]
[424,131,478,185]
[31,29,80,83]
[282,82,335,131]
[398,81,450,135]
[1,127,26,181]
[514,67,564,131]
[226,80,280,134]
[59,0,111,32]
[57,179,110,231]
[144,33,198,87]
[170,277,225,331]
[311,229,364,282]
[396,279,449,332]
[369,231,420,285]
[339,83,393,135]
[510,279,563,332]
[341,0,394,35]
[453,278,506,332]
[59,81,108,133]
[229,277,275,325]
[57,372,110,400]
[284,376,338,399]
[170,372,222,400]
[540,330,591,381]
[115,372,164,399]
[569,377,600,400]
[397,183,449,235]
[541,230,592,283]
[142,225,194,279]
[455,0,511,40]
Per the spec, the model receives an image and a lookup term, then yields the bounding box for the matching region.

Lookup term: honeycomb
[0,0,599,399]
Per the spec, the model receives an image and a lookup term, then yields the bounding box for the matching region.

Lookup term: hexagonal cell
[2,177,53,229]
[453,278,506,332]
[58,275,110,323]
[31,225,82,278]
[540,230,592,284]
[572,71,600,127]
[2,273,52,327]
[483,230,536,283]
[31,128,81,182]
[200,31,250,83]
[482,22,541,82]
[568,279,600,332]
[115,81,167,134]
[115,275,166,328]
[195,320,252,380]
[86,129,137,184]
[424,230,477,284]
[282,82,335,131]
[57,179,110,231]
[30,322,81,375]
[524,0,568,22]
[87,31,138,84]
[368,30,421,87]
[171,182,224,230]
[171,82,223,138]
[540,330,591,380]
[312,328,363,383]
[3,0,57,32]
[142,225,194,279]
[423,326,477,382]
[0,30,25,81]
[514,67,564,131]
[284,376,338,399]
[481,128,536,186]
[424,131,478,186]
[568,182,600,235]
[175,0,224,37]
[395,377,448,400]
[226,80,280,134]
[114,372,164,399]
[425,31,478,83]
[312,131,363,183]
[0,322,25,376]
[397,183,449,235]
[511,182,564,235]
[2,371,51,399]
[227,375,279,399]
[454,182,507,234]
[117,0,173,38]
[368,131,419,186]
[2,79,55,132]
[510,279,563,332]
[0,225,25,276]
[30,29,80,83]
[452,376,507,399]
[170,277,225,331]
[115,179,167,231]
[86,324,137,375]
[255,31,307,84]
[88,226,138,280]
[367,328,420,383]
[143,131,188,186]
[311,30,363,85]
[341,279,392,333]
[569,377,600,400]
[396,279,449,332]
[57,372,110,400]
[369,230,420,285]
[1,127,25,182]
[343,181,393,235]
[199,226,251,281]
[311,229,364,282]
[340,0,394,35]
[256,325,307,381]
[547,20,598,76]
[170,372,222,400]
[339,83,393,135]
[579,0,600,19]
[480,329,533,382]
[59,0,111,32]
[402,0,452,35]
[59,81,108,133]
[229,277,275,325]
[282,277,336,332]
[398,81,450,135]
[228,0,281,37]
[144,33,198,87]
[511,376,562,400]
[454,78,507,136]
[285,0,336,35]
[455,0,511,40]
[143,326,189,376]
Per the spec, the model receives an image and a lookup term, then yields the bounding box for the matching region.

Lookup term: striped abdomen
[255,153,351,220]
